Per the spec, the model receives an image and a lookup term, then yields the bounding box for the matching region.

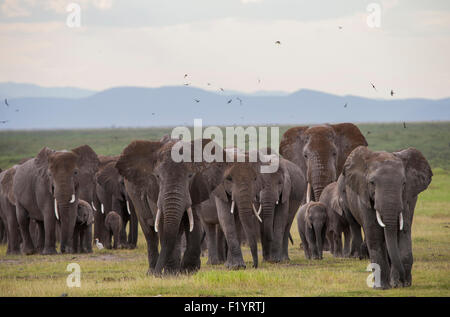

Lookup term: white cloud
[1,0,35,17]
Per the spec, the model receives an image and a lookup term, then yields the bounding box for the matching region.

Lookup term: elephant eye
[188,173,193,178]
[226,175,232,181]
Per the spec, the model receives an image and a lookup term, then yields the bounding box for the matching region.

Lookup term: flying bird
[367,131,371,135]
[95,238,104,250]
[275,41,281,45]
[338,26,343,30]
[370,82,377,91]
[194,99,200,103]
[184,74,188,78]
[344,102,348,108]
[0,120,9,124]
[227,99,232,104]
[15,109,19,112]
[4,99,9,107]
[219,88,224,92]
[391,89,395,96]
[151,112,155,115]
[184,83,190,86]
[207,83,211,86]
[236,97,243,105]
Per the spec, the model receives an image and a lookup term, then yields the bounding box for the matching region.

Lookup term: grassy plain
[0,122,448,296]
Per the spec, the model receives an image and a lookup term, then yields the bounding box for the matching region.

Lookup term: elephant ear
[279,126,309,172]
[34,147,55,177]
[393,148,432,198]
[190,173,211,206]
[281,159,306,203]
[116,140,163,188]
[1,167,17,205]
[332,123,368,176]
[71,145,99,176]
[343,146,372,207]
[330,185,343,216]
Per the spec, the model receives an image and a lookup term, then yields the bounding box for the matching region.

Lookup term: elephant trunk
[237,198,259,268]
[154,191,185,275]
[310,165,334,201]
[58,202,77,253]
[261,199,275,261]
[314,223,324,259]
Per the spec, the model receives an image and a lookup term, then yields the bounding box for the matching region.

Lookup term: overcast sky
[0,0,449,99]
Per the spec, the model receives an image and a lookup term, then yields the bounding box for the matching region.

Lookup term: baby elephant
[104,211,123,249]
[297,202,328,260]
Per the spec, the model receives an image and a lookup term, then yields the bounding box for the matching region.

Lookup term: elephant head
[71,145,99,206]
[77,200,94,226]
[36,147,80,253]
[280,123,367,202]
[342,146,432,286]
[116,138,223,275]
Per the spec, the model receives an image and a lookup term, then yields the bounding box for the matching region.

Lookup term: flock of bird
[2,39,399,126]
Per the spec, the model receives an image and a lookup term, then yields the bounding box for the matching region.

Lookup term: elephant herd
[0,123,432,289]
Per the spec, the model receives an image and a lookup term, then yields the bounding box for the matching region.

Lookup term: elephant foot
[7,248,21,255]
[225,260,246,270]
[41,247,57,255]
[207,258,224,265]
[60,246,74,254]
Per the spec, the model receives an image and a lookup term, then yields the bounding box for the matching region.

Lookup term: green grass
[0,122,449,296]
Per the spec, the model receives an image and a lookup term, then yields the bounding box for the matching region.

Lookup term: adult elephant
[279,123,367,202]
[13,146,97,254]
[116,138,221,275]
[95,160,138,249]
[341,146,432,288]
[257,152,306,263]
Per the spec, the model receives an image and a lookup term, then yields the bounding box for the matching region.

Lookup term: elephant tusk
[91,201,97,211]
[306,183,311,203]
[54,198,59,220]
[257,204,262,216]
[376,210,386,228]
[154,208,161,232]
[69,194,76,204]
[126,200,131,215]
[230,200,235,214]
[252,203,263,223]
[101,203,104,214]
[399,212,404,231]
[276,200,279,205]
[187,207,194,232]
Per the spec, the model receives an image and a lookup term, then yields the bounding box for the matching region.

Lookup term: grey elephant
[319,179,351,257]
[104,211,123,249]
[13,146,96,254]
[72,199,95,253]
[257,151,306,263]
[116,138,221,275]
[297,202,327,260]
[340,146,432,289]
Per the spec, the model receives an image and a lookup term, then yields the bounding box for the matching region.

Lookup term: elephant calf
[297,202,327,260]
[104,211,123,249]
[73,200,94,253]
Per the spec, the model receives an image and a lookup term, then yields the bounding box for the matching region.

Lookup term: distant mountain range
[0,83,449,130]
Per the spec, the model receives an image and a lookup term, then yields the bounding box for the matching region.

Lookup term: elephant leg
[215,198,245,270]
[142,220,159,275]
[335,231,343,257]
[364,226,391,289]
[346,212,363,258]
[128,208,138,249]
[271,203,288,262]
[280,202,299,262]
[83,224,93,253]
[299,230,311,259]
[326,231,335,256]
[203,221,220,265]
[343,226,351,257]
[216,225,227,263]
[5,206,21,255]
[16,204,35,255]
[398,227,413,287]
[72,225,80,253]
[306,226,319,259]
[42,211,57,255]
[35,221,45,253]
[181,211,201,273]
